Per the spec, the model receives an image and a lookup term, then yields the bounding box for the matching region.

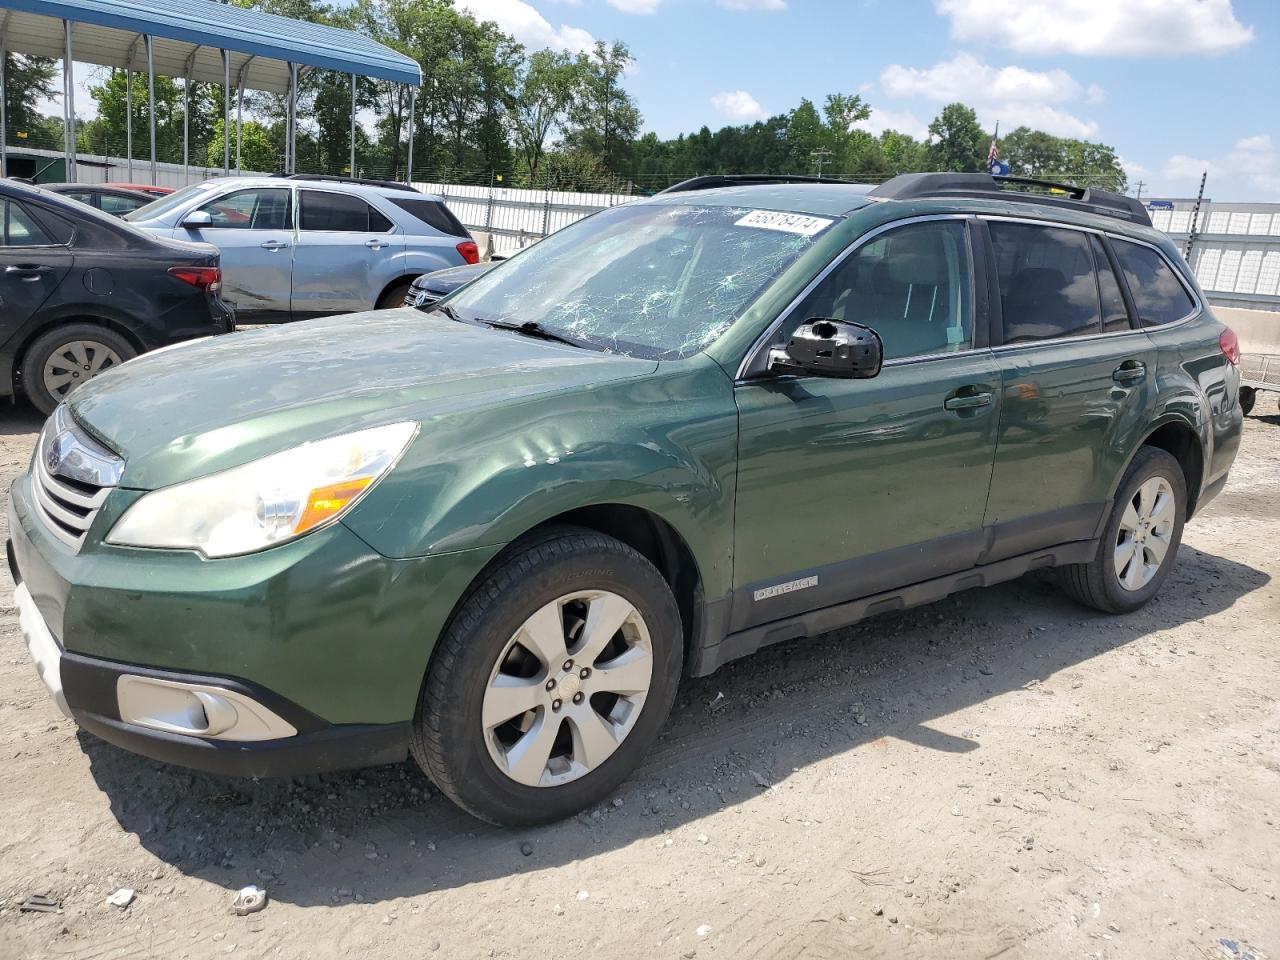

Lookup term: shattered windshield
[445,202,836,359]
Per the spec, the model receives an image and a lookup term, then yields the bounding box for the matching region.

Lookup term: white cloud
[937,0,1253,56]
[710,90,767,123]
[853,108,929,141]
[1155,137,1280,200]
[1227,136,1280,194]
[458,0,595,54]
[880,53,1101,139]
[1163,155,1218,181]
[716,0,786,9]
[608,0,662,12]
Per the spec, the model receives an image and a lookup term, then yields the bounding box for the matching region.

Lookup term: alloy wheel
[1114,476,1176,591]
[482,590,653,787]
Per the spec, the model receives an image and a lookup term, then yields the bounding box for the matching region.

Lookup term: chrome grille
[30,406,122,552]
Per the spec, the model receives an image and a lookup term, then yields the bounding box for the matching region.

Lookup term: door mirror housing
[768,319,883,380]
[181,210,213,228]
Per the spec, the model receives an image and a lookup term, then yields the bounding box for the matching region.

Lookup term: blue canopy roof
[0,0,421,92]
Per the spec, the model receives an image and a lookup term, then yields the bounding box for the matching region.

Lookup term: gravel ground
[0,405,1277,960]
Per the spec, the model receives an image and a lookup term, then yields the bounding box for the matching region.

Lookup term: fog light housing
[116,675,297,741]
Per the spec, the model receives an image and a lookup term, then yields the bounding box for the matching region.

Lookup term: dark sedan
[42,183,157,217]
[406,260,497,310]
[0,179,234,414]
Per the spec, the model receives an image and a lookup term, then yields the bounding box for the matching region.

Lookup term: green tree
[206,118,279,172]
[927,102,987,173]
[564,40,641,176]
[999,126,1127,190]
[3,53,59,135]
[510,49,579,183]
[79,69,222,165]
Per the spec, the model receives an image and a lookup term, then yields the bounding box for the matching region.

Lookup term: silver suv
[125,175,477,322]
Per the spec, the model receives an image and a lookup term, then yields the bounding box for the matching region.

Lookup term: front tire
[410,527,683,826]
[1057,446,1187,614]
[21,324,136,415]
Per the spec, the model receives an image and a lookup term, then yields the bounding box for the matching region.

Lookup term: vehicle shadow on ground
[0,405,44,436]
[81,544,1267,907]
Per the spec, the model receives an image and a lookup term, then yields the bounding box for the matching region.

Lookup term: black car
[0,179,233,414]
[406,260,497,310]
[42,183,156,218]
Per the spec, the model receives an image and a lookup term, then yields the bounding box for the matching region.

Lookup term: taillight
[456,240,479,265]
[169,266,221,290]
[1219,328,1240,366]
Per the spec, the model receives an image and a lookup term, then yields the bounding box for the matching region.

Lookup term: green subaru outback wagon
[10,173,1242,825]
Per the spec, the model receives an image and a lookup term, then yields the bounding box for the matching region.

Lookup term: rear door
[0,198,74,341]
[980,219,1157,559]
[180,187,293,322]
[290,189,402,316]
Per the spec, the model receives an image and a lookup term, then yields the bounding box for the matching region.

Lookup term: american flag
[987,125,1001,168]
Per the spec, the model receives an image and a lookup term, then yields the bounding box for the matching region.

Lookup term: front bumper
[7,470,499,778]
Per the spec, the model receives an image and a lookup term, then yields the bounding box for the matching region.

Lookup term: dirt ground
[0,405,1277,960]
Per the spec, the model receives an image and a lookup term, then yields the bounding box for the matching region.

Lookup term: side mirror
[182,210,213,228]
[768,319,883,380]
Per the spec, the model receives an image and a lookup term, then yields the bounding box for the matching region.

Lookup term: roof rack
[275,173,420,194]
[868,173,1149,226]
[657,174,856,194]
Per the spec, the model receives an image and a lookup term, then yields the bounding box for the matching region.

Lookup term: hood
[411,261,496,293]
[68,310,657,489]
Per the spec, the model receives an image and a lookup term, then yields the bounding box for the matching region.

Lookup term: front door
[732,218,1001,632]
[290,189,402,317]
[180,187,293,322]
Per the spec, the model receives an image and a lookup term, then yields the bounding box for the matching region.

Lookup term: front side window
[2,200,54,246]
[788,220,973,361]
[1112,239,1196,326]
[446,203,834,359]
[989,222,1102,343]
[299,190,390,232]
[198,188,290,230]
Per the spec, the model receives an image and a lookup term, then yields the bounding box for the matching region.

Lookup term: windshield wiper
[480,318,592,350]
[430,303,464,323]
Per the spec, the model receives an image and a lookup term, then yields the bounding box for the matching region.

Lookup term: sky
[47,0,1280,200]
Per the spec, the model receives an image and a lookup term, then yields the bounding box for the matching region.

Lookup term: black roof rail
[658,174,857,194]
[867,173,1149,226]
[275,173,420,194]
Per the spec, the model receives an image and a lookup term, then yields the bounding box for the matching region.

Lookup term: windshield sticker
[735,210,833,237]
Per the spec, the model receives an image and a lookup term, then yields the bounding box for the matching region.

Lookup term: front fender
[341,355,740,599]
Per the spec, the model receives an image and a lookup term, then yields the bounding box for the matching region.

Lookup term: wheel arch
[1136,417,1206,517]
[376,274,422,308]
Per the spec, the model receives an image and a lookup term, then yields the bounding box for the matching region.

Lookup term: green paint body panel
[8,183,1244,736]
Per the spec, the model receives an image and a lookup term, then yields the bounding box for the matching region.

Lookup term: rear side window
[1112,239,1196,326]
[1091,235,1131,332]
[299,190,391,232]
[989,222,1101,343]
[100,193,149,215]
[390,197,470,238]
[2,200,54,246]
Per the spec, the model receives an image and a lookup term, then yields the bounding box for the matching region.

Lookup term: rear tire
[376,280,415,309]
[21,323,136,416]
[1239,386,1256,416]
[410,527,683,826]
[1057,446,1187,614]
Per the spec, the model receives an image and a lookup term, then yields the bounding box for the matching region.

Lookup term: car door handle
[260,240,290,250]
[5,264,49,280]
[1113,361,1147,384]
[944,391,993,411]
[365,239,389,250]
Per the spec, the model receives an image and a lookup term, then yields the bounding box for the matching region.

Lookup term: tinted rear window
[299,190,391,232]
[1112,240,1195,326]
[390,198,470,238]
[989,222,1102,343]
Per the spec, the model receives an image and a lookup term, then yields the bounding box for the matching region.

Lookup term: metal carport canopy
[0,0,421,93]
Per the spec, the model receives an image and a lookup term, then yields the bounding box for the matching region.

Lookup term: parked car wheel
[21,324,136,415]
[410,527,683,826]
[1239,386,1256,416]
[376,280,416,309]
[1057,446,1186,614]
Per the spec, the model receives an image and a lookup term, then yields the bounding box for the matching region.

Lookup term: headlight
[107,422,417,558]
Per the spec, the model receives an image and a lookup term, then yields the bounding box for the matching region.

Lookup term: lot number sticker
[735,210,833,237]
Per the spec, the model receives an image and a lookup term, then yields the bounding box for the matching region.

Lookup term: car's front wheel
[410,527,683,825]
[1058,446,1187,614]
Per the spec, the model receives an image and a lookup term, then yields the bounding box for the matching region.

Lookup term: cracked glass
[445,203,835,359]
